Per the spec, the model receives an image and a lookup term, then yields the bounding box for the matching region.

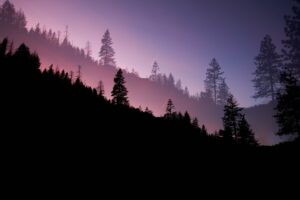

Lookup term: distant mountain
[0,0,279,145]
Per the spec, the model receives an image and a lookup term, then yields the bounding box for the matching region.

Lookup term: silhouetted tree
[222,95,243,142]
[282,0,300,79]
[183,111,191,124]
[97,80,105,96]
[253,35,281,101]
[201,125,208,136]
[111,69,129,106]
[205,58,223,104]
[217,77,230,105]
[76,65,82,80]
[275,69,300,139]
[192,118,199,128]
[165,99,175,118]
[145,107,153,115]
[237,114,258,146]
[150,61,159,81]
[99,29,115,67]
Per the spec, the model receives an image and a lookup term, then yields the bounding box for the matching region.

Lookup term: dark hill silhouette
[0,0,279,145]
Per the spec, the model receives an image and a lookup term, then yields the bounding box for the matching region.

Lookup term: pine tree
[85,41,92,58]
[222,95,243,141]
[111,69,129,106]
[175,79,182,91]
[150,61,159,81]
[282,0,300,79]
[97,80,105,96]
[275,69,300,139]
[237,114,258,146]
[253,35,281,101]
[192,118,199,128]
[183,111,191,124]
[205,58,224,104]
[184,86,189,96]
[99,29,115,67]
[165,99,175,118]
[217,77,230,105]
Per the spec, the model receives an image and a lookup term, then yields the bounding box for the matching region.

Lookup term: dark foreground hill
[1,39,299,159]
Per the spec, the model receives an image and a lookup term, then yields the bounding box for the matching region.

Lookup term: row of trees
[149,61,190,96]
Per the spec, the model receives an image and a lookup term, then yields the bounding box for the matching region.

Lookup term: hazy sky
[7,0,293,107]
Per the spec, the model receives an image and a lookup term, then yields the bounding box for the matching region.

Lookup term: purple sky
[8,0,293,107]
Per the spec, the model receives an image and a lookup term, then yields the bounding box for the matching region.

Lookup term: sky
[7,0,294,107]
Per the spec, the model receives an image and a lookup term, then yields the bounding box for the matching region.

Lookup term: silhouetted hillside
[0,0,279,145]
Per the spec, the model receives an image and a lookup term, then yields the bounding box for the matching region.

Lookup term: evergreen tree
[97,80,105,96]
[282,0,300,79]
[184,86,189,96]
[85,41,92,58]
[237,114,258,146]
[165,99,175,118]
[0,0,26,29]
[222,95,243,141]
[183,111,191,124]
[205,58,223,104]
[167,73,175,87]
[150,61,159,81]
[111,69,129,106]
[201,125,208,136]
[99,29,115,67]
[253,35,281,101]
[145,107,153,115]
[192,118,199,128]
[217,77,230,105]
[275,69,300,139]
[175,79,182,91]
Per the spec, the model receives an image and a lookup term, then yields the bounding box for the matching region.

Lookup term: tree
[183,111,191,124]
[192,118,199,128]
[222,95,243,141]
[85,41,92,58]
[205,58,224,104]
[237,114,258,146]
[97,80,105,96]
[175,79,182,91]
[167,73,175,87]
[150,61,159,81]
[99,29,116,67]
[165,99,175,118]
[145,107,153,115]
[253,35,281,101]
[111,69,129,106]
[184,86,189,96]
[275,69,300,139]
[217,77,230,105]
[282,0,300,79]
[0,0,26,29]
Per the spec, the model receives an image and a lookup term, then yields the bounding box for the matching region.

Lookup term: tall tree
[99,29,116,67]
[0,0,26,29]
[217,77,230,105]
[222,95,243,141]
[111,69,129,106]
[275,69,300,139]
[282,0,300,79]
[205,58,223,104]
[175,79,182,91]
[85,41,92,58]
[165,99,175,118]
[97,80,105,96]
[150,61,159,81]
[253,35,281,101]
[237,114,258,146]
